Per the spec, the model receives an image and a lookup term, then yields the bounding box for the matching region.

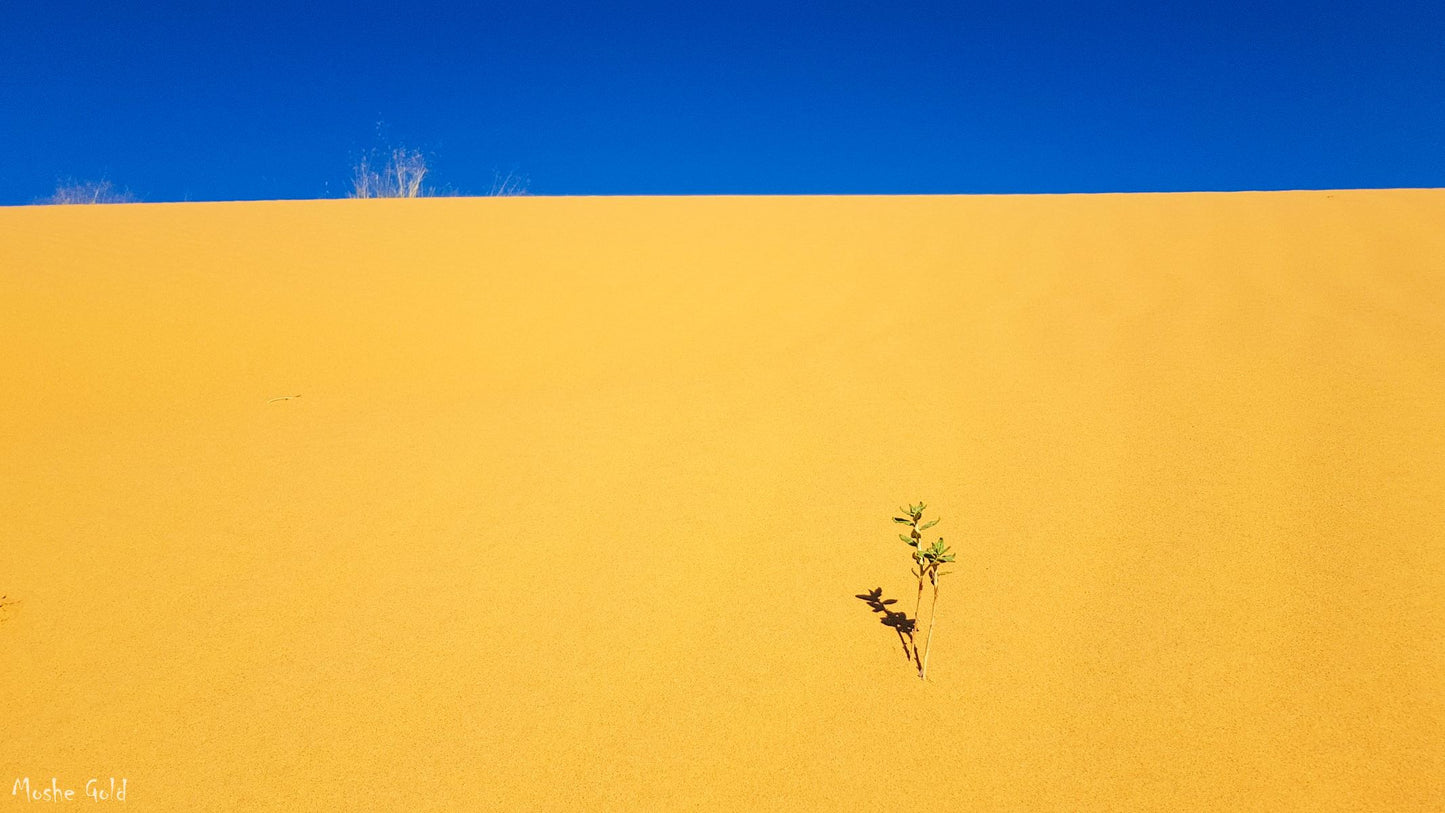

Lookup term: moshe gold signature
[11,777,127,803]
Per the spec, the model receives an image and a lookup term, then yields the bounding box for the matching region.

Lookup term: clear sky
[3,0,1442,203]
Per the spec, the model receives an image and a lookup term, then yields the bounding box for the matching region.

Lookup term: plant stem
[907,513,924,663]
[912,568,925,660]
[920,579,940,681]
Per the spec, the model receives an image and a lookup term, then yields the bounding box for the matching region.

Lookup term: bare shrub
[44,179,136,204]
[489,169,529,197]
[348,147,531,198]
[351,148,429,198]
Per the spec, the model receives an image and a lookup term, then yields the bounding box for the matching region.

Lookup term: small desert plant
[43,179,135,204]
[893,501,952,680]
[915,538,955,681]
[894,502,939,630]
[350,148,429,198]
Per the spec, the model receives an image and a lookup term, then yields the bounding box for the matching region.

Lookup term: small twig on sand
[266,395,302,403]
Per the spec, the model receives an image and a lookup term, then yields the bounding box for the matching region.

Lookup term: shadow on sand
[856,587,920,669]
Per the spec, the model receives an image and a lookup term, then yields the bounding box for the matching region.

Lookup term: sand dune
[2,191,1442,809]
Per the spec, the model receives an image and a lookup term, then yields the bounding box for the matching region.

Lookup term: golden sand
[2,191,1442,809]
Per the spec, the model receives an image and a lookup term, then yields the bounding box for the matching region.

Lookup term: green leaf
[892,517,911,524]
[899,534,911,543]
[908,540,919,547]
[920,518,939,530]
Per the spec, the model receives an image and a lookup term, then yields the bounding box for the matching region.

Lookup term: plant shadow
[855,587,920,668]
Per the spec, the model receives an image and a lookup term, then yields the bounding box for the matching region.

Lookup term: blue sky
[3,0,1442,202]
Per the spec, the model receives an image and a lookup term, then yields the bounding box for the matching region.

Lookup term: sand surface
[2,191,1442,809]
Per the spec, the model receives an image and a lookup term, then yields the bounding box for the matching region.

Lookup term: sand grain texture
[2,191,1443,809]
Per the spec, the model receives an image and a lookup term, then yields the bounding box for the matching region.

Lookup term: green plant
[915,539,955,681]
[893,501,953,680]
[894,502,939,635]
